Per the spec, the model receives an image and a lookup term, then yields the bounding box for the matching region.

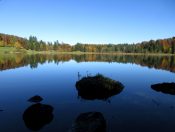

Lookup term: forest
[0,33,175,54]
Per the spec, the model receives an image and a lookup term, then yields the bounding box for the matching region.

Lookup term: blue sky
[0,0,175,44]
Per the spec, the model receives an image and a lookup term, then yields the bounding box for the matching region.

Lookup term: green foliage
[0,33,175,54]
[0,47,26,54]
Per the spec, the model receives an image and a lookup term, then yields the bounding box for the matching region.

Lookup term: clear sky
[0,0,175,44]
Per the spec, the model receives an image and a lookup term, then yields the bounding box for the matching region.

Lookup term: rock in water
[76,74,124,100]
[23,103,54,131]
[151,82,175,95]
[28,95,43,103]
[70,112,106,132]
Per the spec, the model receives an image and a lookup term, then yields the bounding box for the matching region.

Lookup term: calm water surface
[0,54,175,132]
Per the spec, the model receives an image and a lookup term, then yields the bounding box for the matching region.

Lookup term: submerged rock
[151,82,175,95]
[23,103,54,131]
[28,95,43,103]
[76,74,124,100]
[70,112,106,132]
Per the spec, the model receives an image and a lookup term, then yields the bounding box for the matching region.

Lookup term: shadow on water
[151,82,175,95]
[75,74,124,101]
[23,96,54,131]
[69,112,106,132]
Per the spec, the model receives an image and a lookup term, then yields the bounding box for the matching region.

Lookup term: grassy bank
[0,47,27,54]
[0,46,175,56]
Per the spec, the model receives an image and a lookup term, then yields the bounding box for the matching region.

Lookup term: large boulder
[151,82,175,95]
[23,103,54,131]
[70,112,106,132]
[76,74,124,100]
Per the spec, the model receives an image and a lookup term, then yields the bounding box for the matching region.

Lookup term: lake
[0,54,175,132]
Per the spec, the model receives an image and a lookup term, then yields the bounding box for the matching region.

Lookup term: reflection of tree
[0,54,175,73]
[23,103,54,131]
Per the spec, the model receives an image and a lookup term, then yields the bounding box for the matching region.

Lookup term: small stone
[28,95,43,103]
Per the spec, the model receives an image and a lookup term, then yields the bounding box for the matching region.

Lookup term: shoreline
[0,47,175,56]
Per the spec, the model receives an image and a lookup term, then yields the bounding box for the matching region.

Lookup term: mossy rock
[151,82,175,95]
[76,74,124,100]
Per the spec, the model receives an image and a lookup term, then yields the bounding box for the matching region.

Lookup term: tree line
[0,33,175,54]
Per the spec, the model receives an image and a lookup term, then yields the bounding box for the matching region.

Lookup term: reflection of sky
[0,61,175,131]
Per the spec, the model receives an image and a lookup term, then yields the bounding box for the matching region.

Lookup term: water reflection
[70,112,106,132]
[151,82,175,95]
[0,54,175,73]
[23,96,54,131]
[0,53,175,132]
